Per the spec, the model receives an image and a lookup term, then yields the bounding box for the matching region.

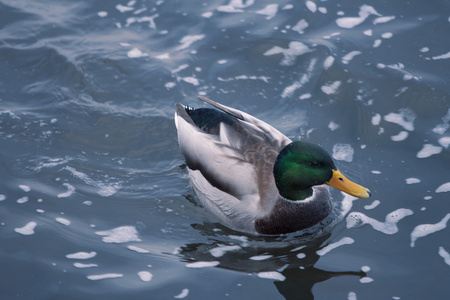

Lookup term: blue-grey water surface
[1,0,450,299]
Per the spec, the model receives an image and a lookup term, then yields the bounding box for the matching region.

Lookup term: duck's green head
[273,141,371,200]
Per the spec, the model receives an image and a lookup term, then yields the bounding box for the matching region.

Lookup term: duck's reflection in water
[178,222,365,299]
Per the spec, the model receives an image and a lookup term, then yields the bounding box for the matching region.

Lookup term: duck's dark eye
[309,161,321,168]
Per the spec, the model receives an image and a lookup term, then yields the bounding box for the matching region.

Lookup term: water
[1,0,449,299]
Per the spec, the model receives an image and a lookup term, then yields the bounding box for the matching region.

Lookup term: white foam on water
[318,7,327,14]
[431,51,450,60]
[133,7,146,15]
[363,29,373,36]
[373,39,382,48]
[128,245,150,253]
[66,251,97,259]
[56,217,71,226]
[180,77,199,86]
[64,166,121,197]
[296,253,306,259]
[97,11,108,17]
[116,4,134,13]
[360,277,374,283]
[87,273,123,281]
[264,41,312,66]
[177,34,205,50]
[209,245,241,257]
[332,143,354,162]
[250,255,273,261]
[165,82,176,89]
[74,263,98,268]
[323,32,341,39]
[361,265,371,272]
[0,194,5,201]
[237,75,269,82]
[219,75,269,83]
[292,19,308,34]
[217,5,244,13]
[436,182,450,193]
[299,93,312,100]
[185,261,220,268]
[383,108,416,131]
[316,237,354,256]
[371,113,381,125]
[373,15,395,24]
[341,51,362,64]
[15,222,37,235]
[257,271,286,281]
[171,64,189,74]
[57,183,75,198]
[438,137,450,148]
[391,131,408,141]
[174,288,189,299]
[229,0,255,9]
[137,271,153,282]
[410,213,450,247]
[321,81,341,95]
[129,15,159,29]
[127,48,148,58]
[281,59,316,98]
[98,184,121,197]
[323,55,335,69]
[305,1,317,13]
[202,11,213,18]
[328,121,340,131]
[371,170,381,174]
[433,110,450,134]
[339,193,359,217]
[254,4,278,20]
[348,291,357,300]
[346,209,414,234]
[416,144,442,158]
[336,5,379,29]
[95,226,141,243]
[406,178,421,184]
[155,53,170,60]
[403,74,413,81]
[364,200,380,210]
[438,247,450,266]
[19,185,31,192]
[281,80,302,98]
[17,196,29,204]
[381,32,393,39]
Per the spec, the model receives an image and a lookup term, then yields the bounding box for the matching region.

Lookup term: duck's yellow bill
[326,169,371,198]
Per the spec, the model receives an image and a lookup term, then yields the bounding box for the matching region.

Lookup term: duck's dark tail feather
[198,96,245,121]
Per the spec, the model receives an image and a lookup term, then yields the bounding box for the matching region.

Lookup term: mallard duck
[175,96,370,235]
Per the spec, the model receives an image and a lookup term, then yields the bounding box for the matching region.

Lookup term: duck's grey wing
[175,103,259,200]
[198,96,292,149]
